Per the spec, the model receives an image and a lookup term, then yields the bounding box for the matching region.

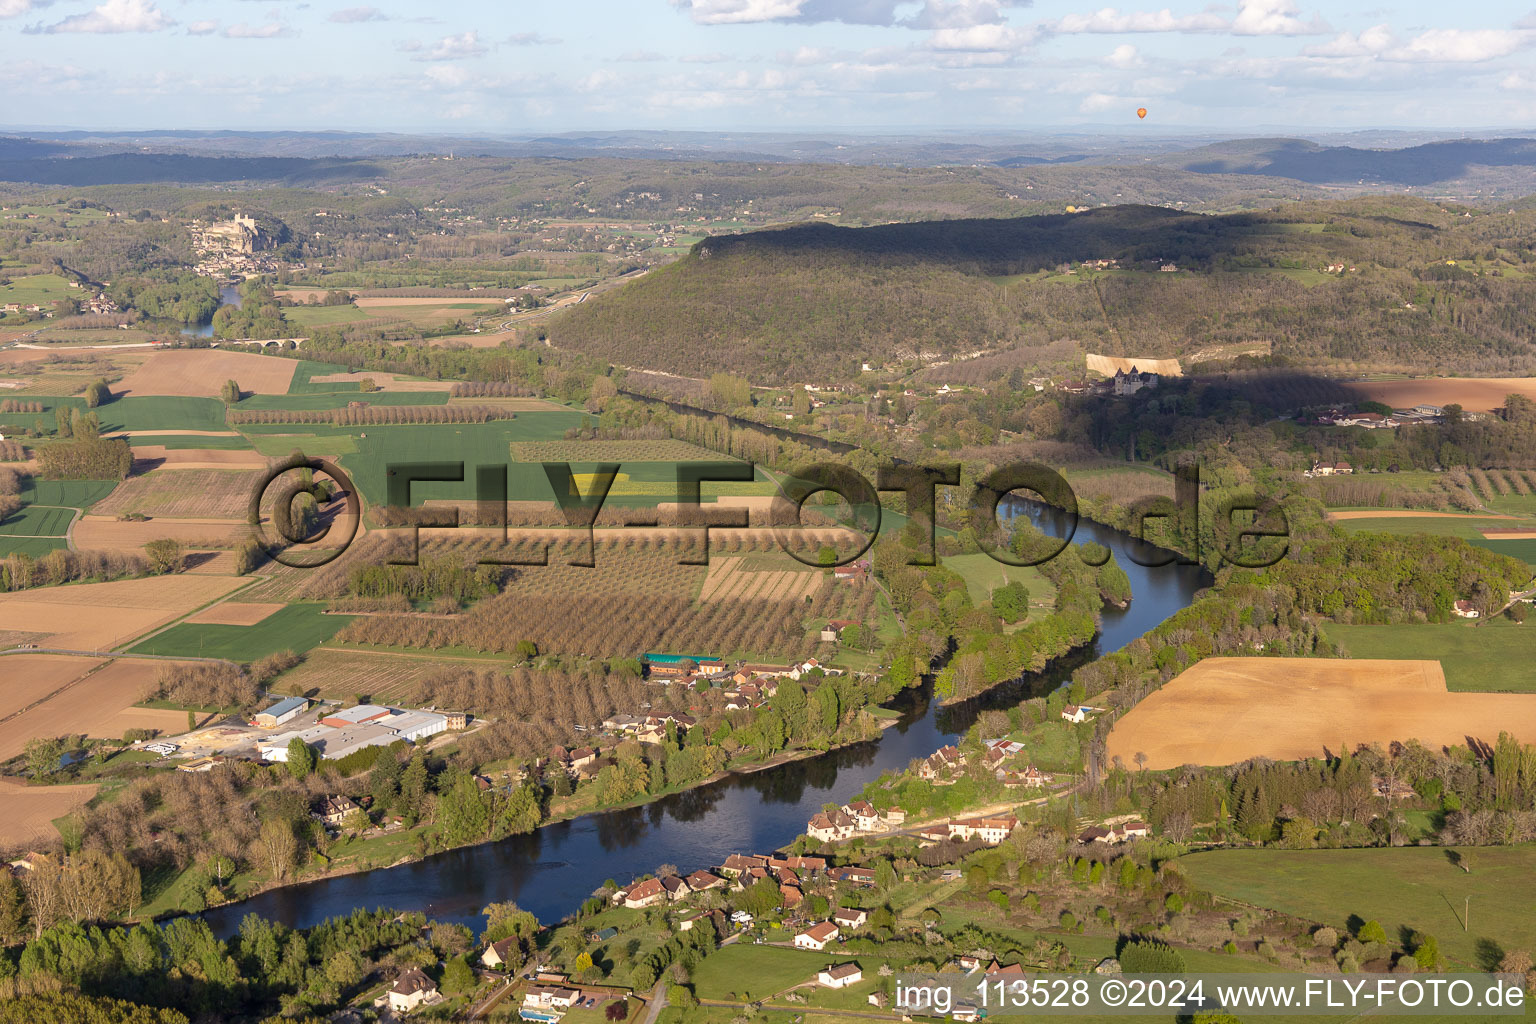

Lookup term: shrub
[1312,926,1338,949]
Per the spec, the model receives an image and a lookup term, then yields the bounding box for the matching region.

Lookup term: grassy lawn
[90,396,231,433]
[1324,620,1536,692]
[0,273,75,305]
[692,945,858,1002]
[128,603,354,660]
[1179,845,1536,969]
[941,552,1055,619]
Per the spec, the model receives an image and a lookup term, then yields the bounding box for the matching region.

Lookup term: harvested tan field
[306,370,454,392]
[1326,510,1518,521]
[0,657,202,760]
[0,779,98,845]
[0,654,108,720]
[1345,377,1536,414]
[185,551,239,575]
[131,446,267,470]
[446,396,564,411]
[275,289,326,302]
[1086,353,1183,378]
[94,470,255,519]
[1482,528,1536,539]
[1107,657,1536,770]
[73,516,249,553]
[697,555,821,604]
[185,601,283,626]
[0,575,246,651]
[657,494,777,526]
[114,349,296,397]
[423,334,509,349]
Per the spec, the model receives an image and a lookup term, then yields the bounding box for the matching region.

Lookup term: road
[641,982,668,1024]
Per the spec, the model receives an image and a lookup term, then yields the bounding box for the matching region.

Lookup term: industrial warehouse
[258,704,452,762]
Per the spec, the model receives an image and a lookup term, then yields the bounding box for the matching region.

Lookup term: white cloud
[1051,8,1227,34]
[224,21,293,38]
[1106,43,1139,67]
[680,51,733,62]
[0,0,34,19]
[507,31,560,44]
[423,64,472,88]
[674,0,807,24]
[1230,0,1327,37]
[1303,24,1392,57]
[186,18,218,34]
[42,0,172,33]
[329,6,387,23]
[1502,70,1536,89]
[926,23,1035,51]
[409,30,487,60]
[1386,28,1526,63]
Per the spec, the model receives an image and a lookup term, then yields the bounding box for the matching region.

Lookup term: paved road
[641,982,668,1024]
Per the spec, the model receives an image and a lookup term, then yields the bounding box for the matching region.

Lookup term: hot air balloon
[1136,107,1148,119]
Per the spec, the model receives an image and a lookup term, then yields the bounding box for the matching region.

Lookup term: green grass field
[1179,845,1536,968]
[0,536,67,556]
[941,552,1056,620]
[235,391,450,411]
[1335,513,1536,566]
[126,433,255,450]
[31,396,235,433]
[0,504,73,536]
[19,478,117,508]
[238,415,593,504]
[692,944,858,1001]
[281,304,375,327]
[128,603,354,660]
[1325,620,1536,692]
[0,273,76,305]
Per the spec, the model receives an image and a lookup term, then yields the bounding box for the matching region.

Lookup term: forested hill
[548,199,1536,383]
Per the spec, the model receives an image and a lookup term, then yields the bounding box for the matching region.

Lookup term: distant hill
[550,199,1536,382]
[1163,137,1536,187]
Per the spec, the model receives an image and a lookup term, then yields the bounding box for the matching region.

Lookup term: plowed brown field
[115,349,297,397]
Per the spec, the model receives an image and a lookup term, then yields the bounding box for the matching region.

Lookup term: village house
[659,874,691,901]
[832,907,868,930]
[387,968,440,1013]
[1000,765,1053,789]
[832,560,871,583]
[807,808,857,842]
[568,747,599,772]
[1061,705,1094,724]
[618,878,666,908]
[917,745,966,780]
[916,824,951,845]
[794,922,841,951]
[830,866,876,886]
[676,909,710,931]
[523,986,581,1011]
[684,869,726,892]
[482,937,519,970]
[818,963,863,988]
[718,853,767,877]
[948,815,1020,845]
[781,883,804,908]
[316,795,361,828]
[1453,600,1481,619]
[843,800,881,831]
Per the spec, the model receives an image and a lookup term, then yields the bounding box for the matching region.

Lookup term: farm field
[236,390,449,410]
[184,601,283,626]
[93,469,255,518]
[1325,509,1519,521]
[1325,621,1536,693]
[1106,657,1536,770]
[697,554,822,605]
[349,299,507,329]
[127,435,258,452]
[0,656,198,760]
[0,574,247,651]
[130,446,266,471]
[0,653,107,718]
[19,478,117,509]
[1343,376,1536,413]
[71,515,249,554]
[301,369,454,393]
[691,945,859,1002]
[1331,512,1536,566]
[90,396,230,433]
[0,273,75,306]
[268,648,454,703]
[0,503,73,536]
[508,439,729,462]
[113,349,298,398]
[128,602,353,660]
[0,779,99,847]
[1179,846,1536,969]
[1084,353,1182,377]
[280,304,375,327]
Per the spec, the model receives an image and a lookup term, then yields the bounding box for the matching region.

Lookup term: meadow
[1325,620,1536,693]
[0,273,75,306]
[1179,846,1536,969]
[280,304,377,328]
[941,551,1056,619]
[127,602,354,660]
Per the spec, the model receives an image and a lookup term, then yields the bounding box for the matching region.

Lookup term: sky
[1,0,1535,133]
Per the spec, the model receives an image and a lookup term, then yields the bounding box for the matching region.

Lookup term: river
[179,283,243,338]
[204,500,1206,936]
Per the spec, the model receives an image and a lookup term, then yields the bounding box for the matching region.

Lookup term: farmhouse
[315,795,360,827]
[818,963,863,988]
[618,878,666,908]
[807,808,857,842]
[388,968,440,1013]
[948,815,1020,845]
[794,922,840,950]
[1453,600,1481,619]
